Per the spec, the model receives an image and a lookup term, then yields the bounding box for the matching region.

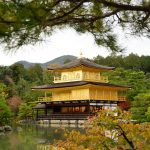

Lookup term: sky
[0,28,150,66]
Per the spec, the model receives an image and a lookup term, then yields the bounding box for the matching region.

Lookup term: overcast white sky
[0,28,150,66]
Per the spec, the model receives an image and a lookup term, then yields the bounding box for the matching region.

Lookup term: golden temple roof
[32,81,130,90]
[47,58,115,71]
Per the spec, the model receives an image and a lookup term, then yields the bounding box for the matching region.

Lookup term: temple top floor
[53,70,109,83]
[48,58,114,83]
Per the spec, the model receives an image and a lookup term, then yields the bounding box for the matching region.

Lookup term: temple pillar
[36,110,38,120]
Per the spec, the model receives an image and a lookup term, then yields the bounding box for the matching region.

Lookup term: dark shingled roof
[32,81,130,90]
[47,58,115,71]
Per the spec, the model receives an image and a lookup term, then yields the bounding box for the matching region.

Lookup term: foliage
[0,82,7,96]
[0,100,12,126]
[130,92,150,123]
[0,66,12,81]
[0,1,149,51]
[146,107,150,121]
[103,67,149,100]
[0,83,12,125]
[42,70,54,84]
[55,109,150,150]
[0,64,53,101]
[22,90,43,103]
[94,53,150,73]
[18,103,33,120]
[10,63,26,83]
[27,64,43,84]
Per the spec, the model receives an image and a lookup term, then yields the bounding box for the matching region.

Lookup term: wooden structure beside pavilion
[32,57,129,121]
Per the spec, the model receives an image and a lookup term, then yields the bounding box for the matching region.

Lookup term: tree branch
[115,14,129,23]
[100,0,150,13]
[142,13,150,22]
[92,9,121,21]
[117,125,136,150]
[47,0,85,22]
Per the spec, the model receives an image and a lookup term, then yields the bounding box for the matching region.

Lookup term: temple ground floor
[33,100,124,121]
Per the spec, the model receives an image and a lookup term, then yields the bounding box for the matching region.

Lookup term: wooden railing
[37,96,126,102]
[37,94,126,102]
[54,75,108,83]
[38,97,52,102]
[118,96,126,101]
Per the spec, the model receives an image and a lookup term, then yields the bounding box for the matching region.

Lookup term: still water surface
[0,124,81,150]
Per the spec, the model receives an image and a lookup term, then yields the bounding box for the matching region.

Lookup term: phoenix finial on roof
[79,52,83,59]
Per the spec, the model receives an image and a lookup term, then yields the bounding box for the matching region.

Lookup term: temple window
[83,72,87,79]
[76,73,80,79]
[95,73,99,79]
[62,75,67,81]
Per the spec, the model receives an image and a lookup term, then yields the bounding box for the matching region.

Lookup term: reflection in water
[0,124,81,150]
[37,144,52,150]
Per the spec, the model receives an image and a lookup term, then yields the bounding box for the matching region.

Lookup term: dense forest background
[93,53,150,122]
[0,53,150,124]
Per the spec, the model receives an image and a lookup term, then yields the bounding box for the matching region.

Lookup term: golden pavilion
[32,57,129,121]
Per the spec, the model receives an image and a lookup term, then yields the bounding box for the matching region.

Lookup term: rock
[4,125,12,131]
[0,126,4,132]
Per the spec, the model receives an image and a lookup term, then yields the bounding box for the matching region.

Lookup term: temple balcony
[54,74,108,83]
[118,96,127,101]
[37,96,126,102]
[38,96,52,102]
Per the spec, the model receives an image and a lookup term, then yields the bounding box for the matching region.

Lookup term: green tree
[16,78,30,97]
[146,107,150,121]
[124,53,141,70]
[140,56,150,73]
[0,100,12,125]
[22,90,43,103]
[0,66,17,98]
[0,83,11,125]
[27,64,43,84]
[93,54,150,73]
[0,66,12,81]
[42,69,54,84]
[130,92,150,122]
[0,1,149,51]
[93,55,105,65]
[18,103,33,120]
[104,55,125,68]
[105,68,149,99]
[10,63,26,83]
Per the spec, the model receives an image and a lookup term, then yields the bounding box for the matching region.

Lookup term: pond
[0,124,83,150]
